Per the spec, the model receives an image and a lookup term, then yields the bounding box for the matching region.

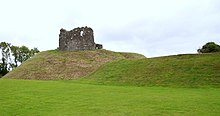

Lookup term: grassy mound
[84,53,220,87]
[3,49,219,87]
[3,49,145,80]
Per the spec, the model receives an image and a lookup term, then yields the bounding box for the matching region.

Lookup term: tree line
[0,42,39,76]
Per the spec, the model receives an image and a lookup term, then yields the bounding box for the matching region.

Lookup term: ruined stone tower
[59,26,102,51]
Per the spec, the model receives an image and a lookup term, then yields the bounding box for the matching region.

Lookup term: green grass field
[1,51,220,115]
[0,79,220,116]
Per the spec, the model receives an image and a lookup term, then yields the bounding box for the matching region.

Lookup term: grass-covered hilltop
[3,49,145,80]
[3,49,220,87]
[1,49,220,115]
[86,53,220,87]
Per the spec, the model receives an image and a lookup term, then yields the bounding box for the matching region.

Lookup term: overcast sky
[1,0,220,57]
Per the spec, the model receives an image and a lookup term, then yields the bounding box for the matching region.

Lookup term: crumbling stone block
[95,44,103,49]
[59,26,102,51]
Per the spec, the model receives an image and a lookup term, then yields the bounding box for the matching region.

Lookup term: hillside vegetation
[3,49,145,80]
[1,51,220,115]
[84,53,220,87]
[3,49,220,87]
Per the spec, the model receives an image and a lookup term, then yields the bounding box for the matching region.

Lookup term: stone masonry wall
[59,26,101,51]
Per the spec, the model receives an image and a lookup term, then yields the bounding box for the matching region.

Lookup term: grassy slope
[3,49,145,80]
[0,79,220,116]
[84,53,220,87]
[1,52,220,115]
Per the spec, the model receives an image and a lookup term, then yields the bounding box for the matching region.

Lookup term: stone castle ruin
[59,26,102,51]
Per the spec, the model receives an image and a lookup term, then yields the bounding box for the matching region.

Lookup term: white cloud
[0,0,220,57]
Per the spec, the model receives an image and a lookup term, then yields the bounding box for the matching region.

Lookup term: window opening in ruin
[80,31,83,37]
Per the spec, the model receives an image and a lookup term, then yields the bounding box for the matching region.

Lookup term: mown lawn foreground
[0,79,219,116]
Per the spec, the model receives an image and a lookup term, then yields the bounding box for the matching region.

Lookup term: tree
[18,46,31,63]
[0,42,40,77]
[17,46,39,63]
[30,48,40,57]
[0,42,11,75]
[10,45,20,67]
[198,42,220,53]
